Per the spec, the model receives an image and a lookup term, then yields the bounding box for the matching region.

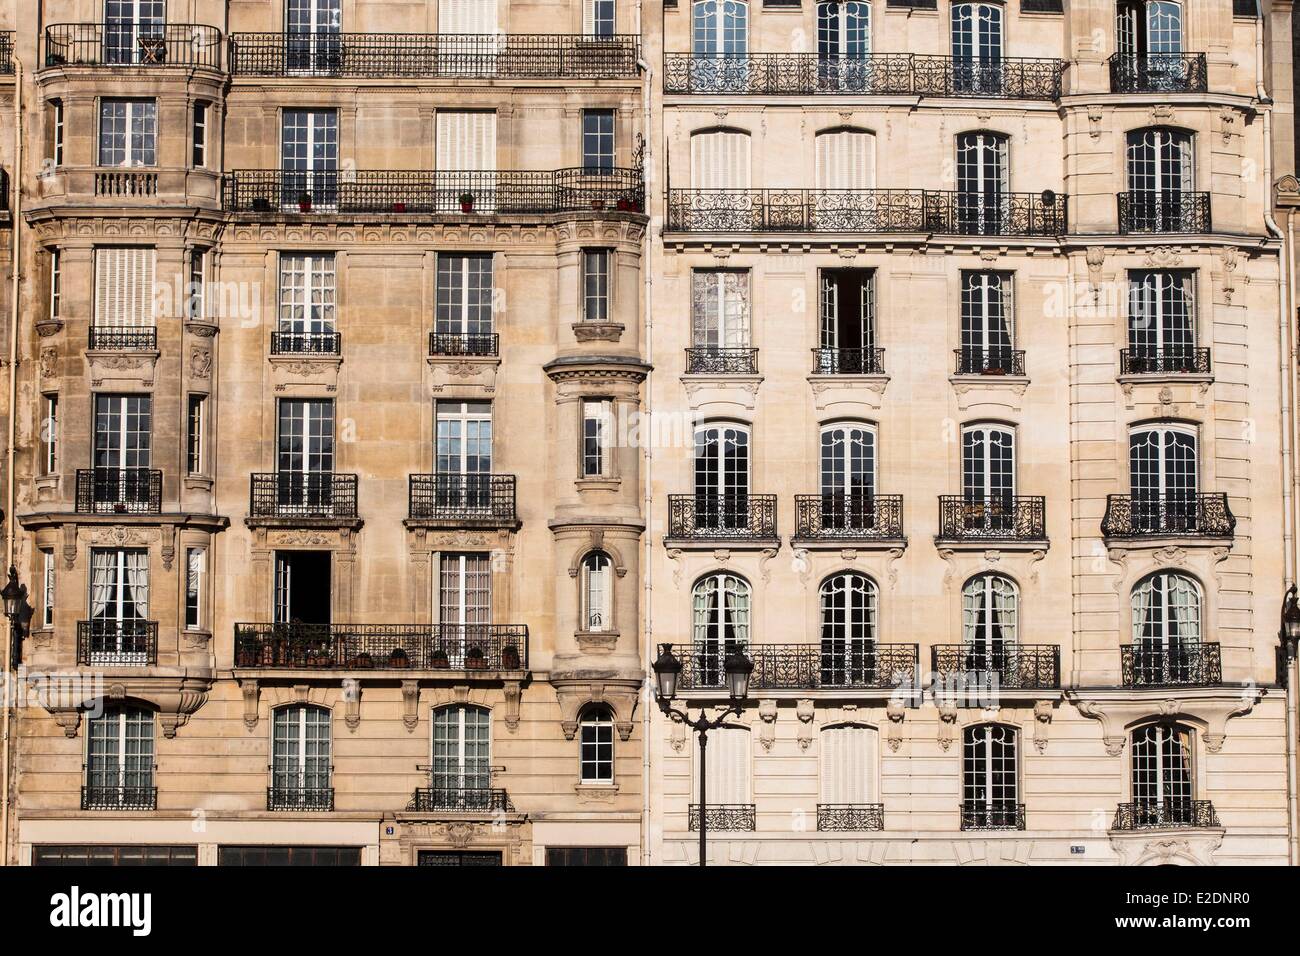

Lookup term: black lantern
[652,643,682,700]
[1284,585,1300,644]
[723,646,753,701]
[1,566,24,620]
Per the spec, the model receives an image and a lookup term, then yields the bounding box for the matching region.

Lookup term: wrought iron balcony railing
[666,188,1065,236]
[930,644,1060,690]
[407,787,514,813]
[231,32,640,77]
[1120,642,1222,688]
[234,622,528,671]
[43,23,224,69]
[0,31,12,74]
[817,804,885,831]
[224,168,644,216]
[663,53,1063,99]
[271,330,341,355]
[960,801,1026,831]
[688,804,756,831]
[666,494,778,540]
[812,347,886,375]
[1101,493,1235,538]
[937,496,1046,541]
[1118,191,1211,234]
[75,468,162,515]
[267,787,335,811]
[954,347,1025,376]
[1112,800,1220,831]
[1119,347,1212,375]
[409,474,516,523]
[669,642,920,691]
[429,332,499,356]
[793,493,904,541]
[249,472,358,519]
[89,326,157,351]
[685,347,758,374]
[76,620,158,666]
[1108,52,1208,94]
[81,784,158,810]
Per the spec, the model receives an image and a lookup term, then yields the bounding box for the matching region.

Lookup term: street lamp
[1282,585,1300,653]
[2,566,30,670]
[652,642,753,867]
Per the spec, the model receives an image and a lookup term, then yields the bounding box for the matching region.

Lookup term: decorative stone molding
[571,322,625,343]
[574,783,620,804]
[342,678,361,731]
[949,374,1030,413]
[808,373,888,415]
[1033,700,1053,753]
[951,840,1034,866]
[427,353,499,395]
[757,698,778,751]
[1109,832,1223,867]
[86,349,159,389]
[680,374,764,414]
[270,353,342,394]
[238,678,259,730]
[1068,688,1260,756]
[35,319,65,338]
[502,680,522,732]
[937,702,958,750]
[401,680,420,731]
[33,675,213,739]
[885,699,906,752]
[669,714,688,752]
[553,677,640,741]
[796,699,815,750]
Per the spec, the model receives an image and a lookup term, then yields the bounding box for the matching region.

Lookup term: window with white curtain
[1130,723,1195,825]
[959,271,1014,373]
[582,399,611,478]
[691,270,750,349]
[819,572,878,686]
[692,573,750,686]
[277,253,336,350]
[87,549,150,664]
[185,548,206,630]
[432,704,492,799]
[271,704,332,808]
[582,551,612,632]
[1131,571,1201,648]
[85,705,155,807]
[42,549,55,629]
[579,707,615,783]
[962,573,1018,662]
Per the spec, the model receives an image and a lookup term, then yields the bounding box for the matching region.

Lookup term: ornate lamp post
[1282,585,1300,866]
[651,642,753,867]
[1,566,29,670]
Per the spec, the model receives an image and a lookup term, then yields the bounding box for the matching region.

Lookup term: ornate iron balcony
[1120,642,1222,688]
[233,622,528,672]
[409,474,516,523]
[793,493,904,541]
[230,32,640,77]
[76,620,158,666]
[960,801,1026,831]
[267,787,335,811]
[88,326,157,351]
[666,188,1065,235]
[43,23,224,69]
[1118,191,1211,234]
[75,468,162,515]
[930,645,1060,690]
[1112,800,1220,831]
[1101,493,1235,539]
[1119,347,1212,375]
[429,332,499,356]
[669,642,919,691]
[685,347,758,375]
[817,804,885,831]
[407,787,514,813]
[811,347,886,375]
[224,168,644,216]
[0,31,12,74]
[1108,52,1208,94]
[249,472,358,519]
[666,494,777,540]
[954,347,1025,376]
[688,804,756,831]
[81,785,157,810]
[663,53,1063,99]
[271,330,341,355]
[937,496,1046,541]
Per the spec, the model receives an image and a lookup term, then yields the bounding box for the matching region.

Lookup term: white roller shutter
[436,111,497,172]
[94,247,156,328]
[820,725,876,803]
[692,131,750,190]
[816,130,874,190]
[438,0,498,34]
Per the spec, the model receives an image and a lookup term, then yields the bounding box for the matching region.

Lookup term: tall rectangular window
[42,394,59,475]
[582,399,611,477]
[185,548,205,630]
[192,101,209,168]
[582,110,615,173]
[94,247,157,329]
[582,250,611,323]
[51,100,65,167]
[49,249,62,320]
[42,549,55,629]
[958,271,1015,374]
[584,0,616,36]
[277,253,337,351]
[436,255,494,337]
[186,395,206,475]
[98,99,157,167]
[187,249,206,320]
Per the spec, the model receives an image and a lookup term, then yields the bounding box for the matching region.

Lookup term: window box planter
[388,648,410,668]
[431,648,450,669]
[348,652,374,669]
[465,647,486,670]
[502,645,521,669]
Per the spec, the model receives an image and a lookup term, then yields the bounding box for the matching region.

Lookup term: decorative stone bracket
[33,675,212,738]
[1069,688,1260,756]
[885,699,906,752]
[554,677,640,741]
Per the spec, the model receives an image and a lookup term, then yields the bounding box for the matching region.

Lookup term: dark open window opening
[273,550,332,625]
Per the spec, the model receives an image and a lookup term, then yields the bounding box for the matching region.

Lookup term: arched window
[820,725,879,827]
[1130,723,1195,826]
[819,422,877,530]
[1130,571,1203,684]
[1127,270,1196,371]
[820,572,878,686]
[85,705,155,809]
[693,422,751,530]
[955,131,1008,234]
[1129,424,1198,531]
[432,704,491,807]
[270,704,332,809]
[962,573,1018,662]
[1117,1,1184,56]
[817,3,871,90]
[815,129,875,201]
[579,706,615,783]
[961,723,1020,829]
[691,572,751,686]
[689,128,751,227]
[961,423,1015,532]
[951,3,1004,94]
[581,551,612,632]
[1125,128,1193,230]
[693,0,749,56]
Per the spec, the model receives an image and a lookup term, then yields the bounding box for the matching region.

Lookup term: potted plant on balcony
[431,648,450,669]
[981,364,1007,377]
[501,643,521,670]
[297,190,312,213]
[466,646,486,670]
[348,651,374,669]
[392,200,407,213]
[459,192,475,213]
[591,198,606,211]
[389,647,410,668]
[251,196,273,213]
[616,196,631,212]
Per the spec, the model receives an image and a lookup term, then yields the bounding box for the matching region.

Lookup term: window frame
[582,248,613,323]
[579,706,615,784]
[580,550,613,632]
[184,546,206,631]
[192,100,209,169]
[581,398,613,478]
[581,109,616,173]
[97,98,158,168]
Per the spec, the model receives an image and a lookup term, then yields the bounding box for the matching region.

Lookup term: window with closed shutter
[815,129,874,190]
[821,725,876,804]
[437,112,498,212]
[694,725,750,804]
[438,0,499,34]
[94,248,156,328]
[691,130,750,190]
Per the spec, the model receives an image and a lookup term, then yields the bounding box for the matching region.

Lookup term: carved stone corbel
[670,715,687,752]
[757,698,778,751]
[239,678,260,731]
[342,678,361,731]
[54,711,81,738]
[503,679,522,733]
[796,699,815,750]
[937,702,958,750]
[401,680,420,731]
[885,698,905,752]
[1033,700,1053,753]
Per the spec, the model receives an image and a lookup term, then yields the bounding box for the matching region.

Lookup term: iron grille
[0,31,12,74]
[249,472,358,519]
[684,347,759,375]
[960,801,1026,830]
[1120,347,1212,375]
[429,332,499,356]
[670,642,919,691]
[408,474,516,522]
[1120,642,1222,688]
[811,348,886,375]
[1108,52,1208,93]
[937,496,1046,541]
[230,33,640,77]
[267,787,335,811]
[271,331,341,354]
[81,785,158,811]
[930,645,1060,690]
[1101,494,1235,538]
[954,348,1025,376]
[76,620,159,666]
[816,804,885,831]
[233,622,528,671]
[75,468,162,514]
[1112,800,1220,830]
[43,23,224,69]
[688,804,756,831]
[666,494,777,539]
[88,326,157,351]
[1118,191,1212,234]
[793,494,904,540]
[407,787,514,812]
